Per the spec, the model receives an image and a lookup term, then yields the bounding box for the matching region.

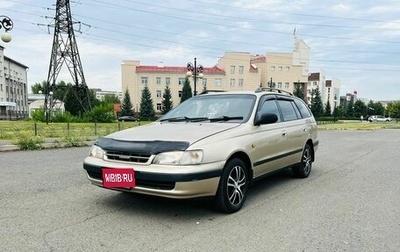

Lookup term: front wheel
[292,144,313,178]
[215,158,249,213]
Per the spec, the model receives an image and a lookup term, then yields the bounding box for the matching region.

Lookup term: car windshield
[160,94,256,123]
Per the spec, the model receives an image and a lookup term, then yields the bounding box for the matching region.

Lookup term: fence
[0,121,144,140]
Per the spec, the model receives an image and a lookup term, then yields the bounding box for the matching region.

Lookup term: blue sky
[1,0,399,101]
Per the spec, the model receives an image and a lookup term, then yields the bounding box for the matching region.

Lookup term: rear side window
[294,99,312,118]
[277,100,298,121]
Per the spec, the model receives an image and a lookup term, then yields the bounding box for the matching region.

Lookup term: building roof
[308,72,320,81]
[136,65,225,74]
[4,55,29,69]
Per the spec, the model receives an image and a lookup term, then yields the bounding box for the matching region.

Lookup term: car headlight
[89,145,105,159]
[153,150,203,165]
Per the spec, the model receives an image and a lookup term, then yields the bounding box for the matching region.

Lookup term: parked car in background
[84,89,319,213]
[367,115,391,122]
[118,116,137,122]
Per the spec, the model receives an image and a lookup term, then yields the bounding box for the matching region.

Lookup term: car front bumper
[83,157,224,199]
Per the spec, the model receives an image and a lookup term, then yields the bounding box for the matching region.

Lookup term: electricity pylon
[45,0,91,123]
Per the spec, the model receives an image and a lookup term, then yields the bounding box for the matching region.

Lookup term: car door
[250,95,289,177]
[275,97,309,166]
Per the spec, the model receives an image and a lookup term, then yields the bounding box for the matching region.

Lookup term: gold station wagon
[83,89,319,213]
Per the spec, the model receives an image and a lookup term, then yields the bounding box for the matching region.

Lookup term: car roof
[198,88,294,98]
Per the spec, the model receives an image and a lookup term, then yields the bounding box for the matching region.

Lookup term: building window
[156,103,162,111]
[178,91,182,97]
[215,78,222,87]
[270,66,275,71]
[202,78,207,86]
[286,66,290,71]
[285,82,289,89]
[141,77,148,86]
[166,77,171,86]
[313,81,317,86]
[156,90,162,98]
[0,84,2,91]
[230,79,235,87]
[178,78,185,85]
[156,77,161,85]
[277,82,282,89]
[278,66,283,71]
[239,66,244,74]
[238,79,244,87]
[230,65,235,74]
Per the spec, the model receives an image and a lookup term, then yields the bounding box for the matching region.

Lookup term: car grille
[105,151,151,163]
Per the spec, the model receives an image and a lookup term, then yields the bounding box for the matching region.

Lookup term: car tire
[292,144,313,178]
[215,158,249,213]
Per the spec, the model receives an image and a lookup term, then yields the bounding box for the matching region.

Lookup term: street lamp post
[186,58,204,96]
[0,15,13,43]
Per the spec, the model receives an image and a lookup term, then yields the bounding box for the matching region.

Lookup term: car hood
[105,122,240,144]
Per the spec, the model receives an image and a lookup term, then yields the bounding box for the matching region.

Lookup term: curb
[0,138,96,152]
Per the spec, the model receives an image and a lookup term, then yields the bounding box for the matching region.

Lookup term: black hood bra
[95,137,190,155]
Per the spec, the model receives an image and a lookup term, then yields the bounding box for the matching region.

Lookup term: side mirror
[254,113,278,126]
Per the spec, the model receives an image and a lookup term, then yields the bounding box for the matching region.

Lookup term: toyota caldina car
[83,89,319,213]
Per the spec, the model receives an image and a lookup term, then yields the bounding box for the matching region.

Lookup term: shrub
[16,137,43,150]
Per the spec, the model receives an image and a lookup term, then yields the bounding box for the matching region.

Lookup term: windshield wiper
[209,116,244,122]
[160,116,209,122]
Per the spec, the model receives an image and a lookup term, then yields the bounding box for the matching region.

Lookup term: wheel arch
[306,139,315,162]
[226,151,253,183]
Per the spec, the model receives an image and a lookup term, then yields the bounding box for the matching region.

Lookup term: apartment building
[0,45,29,120]
[308,71,341,112]
[121,37,328,113]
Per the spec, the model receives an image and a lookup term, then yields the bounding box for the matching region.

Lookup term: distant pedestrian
[360,115,364,122]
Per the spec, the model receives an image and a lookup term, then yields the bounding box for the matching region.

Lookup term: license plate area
[102,168,135,189]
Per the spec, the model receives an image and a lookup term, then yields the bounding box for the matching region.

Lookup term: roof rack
[255,87,293,96]
[198,90,227,95]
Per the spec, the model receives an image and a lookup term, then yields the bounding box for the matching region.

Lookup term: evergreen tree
[310,87,324,118]
[324,101,332,116]
[181,77,192,103]
[346,100,354,118]
[120,89,134,117]
[161,85,173,114]
[140,86,155,118]
[293,83,305,101]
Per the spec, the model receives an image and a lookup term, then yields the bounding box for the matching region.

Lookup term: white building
[0,45,29,120]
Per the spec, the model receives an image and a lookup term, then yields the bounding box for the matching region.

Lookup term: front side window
[258,99,281,123]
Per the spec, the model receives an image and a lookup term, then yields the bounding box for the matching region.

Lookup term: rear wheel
[292,144,313,178]
[215,158,249,213]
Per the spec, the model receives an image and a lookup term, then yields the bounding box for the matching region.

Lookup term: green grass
[317,120,400,130]
[0,121,150,140]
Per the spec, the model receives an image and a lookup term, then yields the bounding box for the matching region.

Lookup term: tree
[64,85,96,117]
[346,99,354,118]
[101,94,120,106]
[354,100,367,118]
[140,86,155,118]
[120,89,134,117]
[310,87,324,118]
[387,101,400,119]
[181,77,192,103]
[324,101,332,116]
[161,85,173,114]
[293,83,305,101]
